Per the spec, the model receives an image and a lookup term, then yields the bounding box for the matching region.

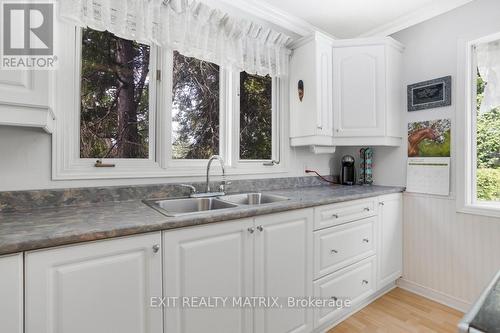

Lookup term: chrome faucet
[205,155,230,194]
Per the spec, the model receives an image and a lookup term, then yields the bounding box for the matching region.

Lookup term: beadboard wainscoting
[399,193,500,312]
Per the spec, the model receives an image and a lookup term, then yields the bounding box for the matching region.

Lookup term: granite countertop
[0,185,404,255]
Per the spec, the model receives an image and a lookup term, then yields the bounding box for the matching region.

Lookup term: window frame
[457,31,500,218]
[52,24,287,180]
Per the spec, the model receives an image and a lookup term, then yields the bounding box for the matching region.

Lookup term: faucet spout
[206,155,225,193]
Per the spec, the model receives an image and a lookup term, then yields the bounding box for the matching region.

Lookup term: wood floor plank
[328,288,463,333]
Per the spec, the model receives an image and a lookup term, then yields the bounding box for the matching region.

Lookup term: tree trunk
[115,39,139,158]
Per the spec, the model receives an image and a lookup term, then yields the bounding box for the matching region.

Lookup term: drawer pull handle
[152,244,160,253]
[363,238,370,243]
[330,249,338,254]
[248,227,255,234]
[330,296,338,301]
[256,225,264,232]
[362,280,369,285]
[332,214,339,218]
[364,207,370,212]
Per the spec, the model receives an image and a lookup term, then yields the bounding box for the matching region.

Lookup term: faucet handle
[219,179,231,193]
[179,184,197,195]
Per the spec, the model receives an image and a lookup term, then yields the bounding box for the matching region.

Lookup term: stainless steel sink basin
[219,193,290,205]
[144,197,239,217]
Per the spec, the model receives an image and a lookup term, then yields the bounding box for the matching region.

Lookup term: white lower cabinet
[163,218,254,333]
[313,256,376,328]
[377,193,403,288]
[0,253,23,333]
[25,233,163,333]
[254,209,314,333]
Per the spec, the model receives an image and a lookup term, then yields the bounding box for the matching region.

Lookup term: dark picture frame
[407,76,451,111]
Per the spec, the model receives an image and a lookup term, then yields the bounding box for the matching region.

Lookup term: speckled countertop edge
[0,185,404,255]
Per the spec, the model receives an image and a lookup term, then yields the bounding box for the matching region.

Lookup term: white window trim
[456,32,500,218]
[52,22,288,180]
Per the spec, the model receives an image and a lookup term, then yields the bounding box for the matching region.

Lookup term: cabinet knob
[363,238,370,243]
[379,202,385,206]
[330,249,338,254]
[332,214,339,218]
[152,244,160,253]
[364,207,370,212]
[330,296,338,301]
[248,227,255,234]
[362,280,369,285]
[256,225,264,232]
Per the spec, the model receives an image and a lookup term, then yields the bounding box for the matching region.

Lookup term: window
[459,32,500,216]
[473,39,500,204]
[80,28,152,159]
[53,25,284,179]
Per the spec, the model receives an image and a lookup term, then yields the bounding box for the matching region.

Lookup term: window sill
[457,203,500,219]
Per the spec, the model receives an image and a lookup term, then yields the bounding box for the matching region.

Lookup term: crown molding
[212,0,335,38]
[358,0,475,37]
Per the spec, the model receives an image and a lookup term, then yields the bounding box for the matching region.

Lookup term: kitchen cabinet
[289,32,335,151]
[0,69,54,132]
[25,233,163,333]
[377,193,403,288]
[332,38,404,146]
[0,253,23,333]
[163,218,254,333]
[254,209,314,333]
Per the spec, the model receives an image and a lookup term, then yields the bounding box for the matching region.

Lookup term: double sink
[144,193,290,217]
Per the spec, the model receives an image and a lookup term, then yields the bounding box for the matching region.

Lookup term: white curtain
[59,0,291,77]
[477,40,500,114]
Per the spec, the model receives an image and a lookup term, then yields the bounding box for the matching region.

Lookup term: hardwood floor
[328,288,464,333]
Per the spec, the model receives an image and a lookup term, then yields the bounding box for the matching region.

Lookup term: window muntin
[239,72,273,160]
[171,51,220,159]
[80,28,152,159]
[474,40,500,203]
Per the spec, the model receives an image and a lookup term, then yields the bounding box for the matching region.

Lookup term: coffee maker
[341,155,356,185]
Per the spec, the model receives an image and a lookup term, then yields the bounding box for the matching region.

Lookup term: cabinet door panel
[163,219,254,333]
[25,233,163,333]
[254,209,314,333]
[378,194,403,288]
[333,45,385,137]
[0,253,23,333]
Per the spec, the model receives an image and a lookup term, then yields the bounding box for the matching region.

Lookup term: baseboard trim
[316,282,397,333]
[397,278,471,313]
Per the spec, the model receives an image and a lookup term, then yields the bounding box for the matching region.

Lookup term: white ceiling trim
[357,0,475,37]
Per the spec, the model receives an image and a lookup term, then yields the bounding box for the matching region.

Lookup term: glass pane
[172,51,220,159]
[239,72,273,160]
[80,28,150,159]
[475,39,500,202]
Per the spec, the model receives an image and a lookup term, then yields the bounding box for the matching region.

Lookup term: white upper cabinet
[289,32,334,151]
[289,35,404,148]
[0,69,54,132]
[332,38,404,146]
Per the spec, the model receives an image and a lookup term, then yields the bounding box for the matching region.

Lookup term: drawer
[313,256,376,328]
[314,217,376,279]
[314,198,377,230]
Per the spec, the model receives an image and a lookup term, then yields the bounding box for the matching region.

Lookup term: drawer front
[314,217,376,279]
[314,198,377,230]
[313,256,376,328]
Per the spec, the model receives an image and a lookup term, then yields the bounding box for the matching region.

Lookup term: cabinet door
[316,40,333,137]
[0,253,23,333]
[377,193,403,288]
[254,209,314,333]
[333,45,386,137]
[25,233,163,333]
[163,219,254,333]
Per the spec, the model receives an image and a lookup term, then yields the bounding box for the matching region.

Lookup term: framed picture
[407,76,451,111]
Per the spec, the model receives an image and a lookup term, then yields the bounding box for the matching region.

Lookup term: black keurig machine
[341,155,356,185]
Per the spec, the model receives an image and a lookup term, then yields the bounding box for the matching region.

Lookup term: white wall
[0,125,335,191]
[388,0,500,311]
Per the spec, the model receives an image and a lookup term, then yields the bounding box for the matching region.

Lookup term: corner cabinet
[25,233,163,333]
[289,35,404,149]
[332,38,404,146]
[289,32,335,152]
[0,69,54,133]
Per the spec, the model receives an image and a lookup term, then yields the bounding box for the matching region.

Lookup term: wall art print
[407,76,451,111]
[408,119,451,157]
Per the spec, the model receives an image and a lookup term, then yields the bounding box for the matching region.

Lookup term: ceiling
[256,0,475,38]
